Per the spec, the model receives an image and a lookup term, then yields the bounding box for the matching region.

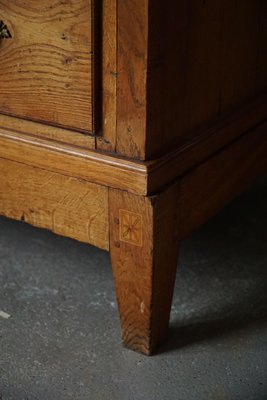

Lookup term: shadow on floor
[160,176,267,354]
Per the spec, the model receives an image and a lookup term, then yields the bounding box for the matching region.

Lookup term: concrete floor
[0,177,267,400]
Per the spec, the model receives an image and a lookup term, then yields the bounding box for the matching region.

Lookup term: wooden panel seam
[96,0,117,151]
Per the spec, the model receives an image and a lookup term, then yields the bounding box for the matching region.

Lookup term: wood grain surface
[0,157,109,250]
[0,0,96,133]
[96,0,117,152]
[109,184,180,354]
[0,0,266,357]
[0,113,96,148]
[116,0,148,159]
[115,0,267,160]
[147,96,267,194]
[0,99,266,197]
[0,128,148,195]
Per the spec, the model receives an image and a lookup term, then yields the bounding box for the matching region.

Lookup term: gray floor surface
[0,176,267,400]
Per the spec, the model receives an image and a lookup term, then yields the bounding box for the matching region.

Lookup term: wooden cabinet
[0,0,266,355]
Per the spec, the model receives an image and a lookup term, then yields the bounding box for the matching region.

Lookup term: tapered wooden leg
[109,183,180,355]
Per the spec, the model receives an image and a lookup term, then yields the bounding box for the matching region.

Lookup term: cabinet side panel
[180,120,267,239]
[145,0,267,158]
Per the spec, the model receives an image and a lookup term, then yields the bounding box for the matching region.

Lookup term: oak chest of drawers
[0,0,266,355]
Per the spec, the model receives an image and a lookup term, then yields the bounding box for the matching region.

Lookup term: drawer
[0,1,97,133]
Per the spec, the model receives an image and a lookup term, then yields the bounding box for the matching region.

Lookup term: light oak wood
[0,128,148,195]
[1,123,267,355]
[109,184,180,354]
[0,97,265,197]
[0,0,266,356]
[115,0,148,159]
[0,157,109,250]
[0,0,96,133]
[109,122,267,354]
[97,0,117,152]
[0,113,96,148]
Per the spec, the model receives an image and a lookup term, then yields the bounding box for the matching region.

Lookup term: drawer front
[0,1,97,133]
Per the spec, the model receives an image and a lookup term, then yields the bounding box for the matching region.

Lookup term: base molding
[1,119,266,254]
[147,96,267,194]
[0,96,266,196]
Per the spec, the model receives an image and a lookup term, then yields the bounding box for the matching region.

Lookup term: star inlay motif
[119,209,142,247]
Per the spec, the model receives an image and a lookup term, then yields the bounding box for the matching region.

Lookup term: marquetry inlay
[119,209,142,247]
